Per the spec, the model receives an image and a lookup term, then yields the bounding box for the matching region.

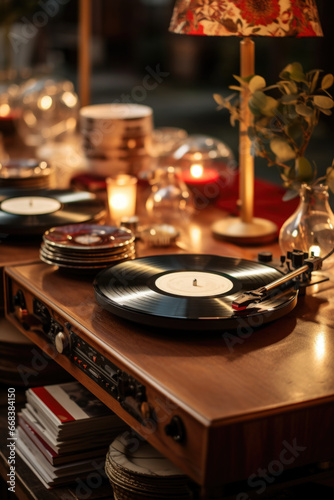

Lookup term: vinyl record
[39,248,136,270]
[40,244,136,265]
[0,189,106,235]
[0,158,53,190]
[105,435,192,500]
[42,241,135,258]
[43,224,134,250]
[94,254,298,330]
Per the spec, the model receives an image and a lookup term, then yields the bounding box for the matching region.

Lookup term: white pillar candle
[106,175,137,225]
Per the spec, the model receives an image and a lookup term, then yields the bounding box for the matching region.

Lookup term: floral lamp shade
[169,0,323,38]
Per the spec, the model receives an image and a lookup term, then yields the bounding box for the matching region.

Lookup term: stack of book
[16,381,127,489]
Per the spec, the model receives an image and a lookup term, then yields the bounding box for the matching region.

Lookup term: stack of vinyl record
[80,103,153,177]
[0,158,53,190]
[105,435,193,500]
[40,224,136,272]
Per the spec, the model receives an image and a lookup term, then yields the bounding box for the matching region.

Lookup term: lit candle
[106,175,137,224]
[179,163,220,186]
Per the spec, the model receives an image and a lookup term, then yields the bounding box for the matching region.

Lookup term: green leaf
[248,91,267,115]
[228,85,243,91]
[310,70,320,93]
[249,91,278,117]
[270,138,296,161]
[313,95,334,109]
[262,96,278,116]
[295,157,314,182]
[213,94,224,105]
[321,74,334,90]
[232,74,251,86]
[280,62,306,83]
[281,94,299,104]
[249,75,266,93]
[278,81,298,95]
[295,103,314,117]
[319,108,332,116]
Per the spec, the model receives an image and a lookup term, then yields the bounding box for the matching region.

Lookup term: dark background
[2,0,333,184]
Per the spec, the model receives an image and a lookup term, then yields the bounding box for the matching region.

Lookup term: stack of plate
[105,435,193,500]
[0,158,53,189]
[80,103,153,177]
[40,224,136,272]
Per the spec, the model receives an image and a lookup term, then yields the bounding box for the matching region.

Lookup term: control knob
[54,330,71,354]
[164,415,186,443]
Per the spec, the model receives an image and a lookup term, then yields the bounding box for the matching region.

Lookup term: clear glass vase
[279,184,334,268]
[145,166,193,226]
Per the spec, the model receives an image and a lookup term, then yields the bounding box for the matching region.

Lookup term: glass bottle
[279,184,334,268]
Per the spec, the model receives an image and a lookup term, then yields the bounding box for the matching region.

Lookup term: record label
[74,234,103,245]
[0,189,106,235]
[1,196,61,215]
[44,224,134,249]
[155,271,233,297]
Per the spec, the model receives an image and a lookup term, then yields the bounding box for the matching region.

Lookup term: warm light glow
[66,117,77,130]
[189,226,202,251]
[106,175,137,224]
[0,104,10,117]
[127,139,136,149]
[190,163,204,179]
[292,229,298,238]
[110,193,129,210]
[61,91,78,108]
[315,332,326,361]
[193,152,202,161]
[23,110,37,126]
[310,244,321,257]
[39,95,53,110]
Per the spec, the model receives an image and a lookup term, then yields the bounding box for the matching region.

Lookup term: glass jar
[145,166,193,226]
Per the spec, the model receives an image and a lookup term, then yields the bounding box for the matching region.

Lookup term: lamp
[169,0,323,244]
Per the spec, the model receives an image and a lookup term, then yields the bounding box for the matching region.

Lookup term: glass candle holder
[171,134,236,207]
[106,175,138,225]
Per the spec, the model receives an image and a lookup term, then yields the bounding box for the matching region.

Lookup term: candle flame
[110,193,129,210]
[190,164,204,179]
[0,104,10,117]
[310,244,321,257]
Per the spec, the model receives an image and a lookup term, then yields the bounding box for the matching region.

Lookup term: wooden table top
[5,224,334,426]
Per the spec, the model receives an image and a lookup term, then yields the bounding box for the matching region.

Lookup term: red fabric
[216,173,299,230]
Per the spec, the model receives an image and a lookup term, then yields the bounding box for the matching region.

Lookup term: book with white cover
[19,405,126,454]
[25,381,122,437]
[16,431,105,489]
[18,414,109,465]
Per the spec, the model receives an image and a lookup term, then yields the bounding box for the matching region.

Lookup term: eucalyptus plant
[214,62,334,196]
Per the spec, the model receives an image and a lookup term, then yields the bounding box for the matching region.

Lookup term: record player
[4,242,334,497]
